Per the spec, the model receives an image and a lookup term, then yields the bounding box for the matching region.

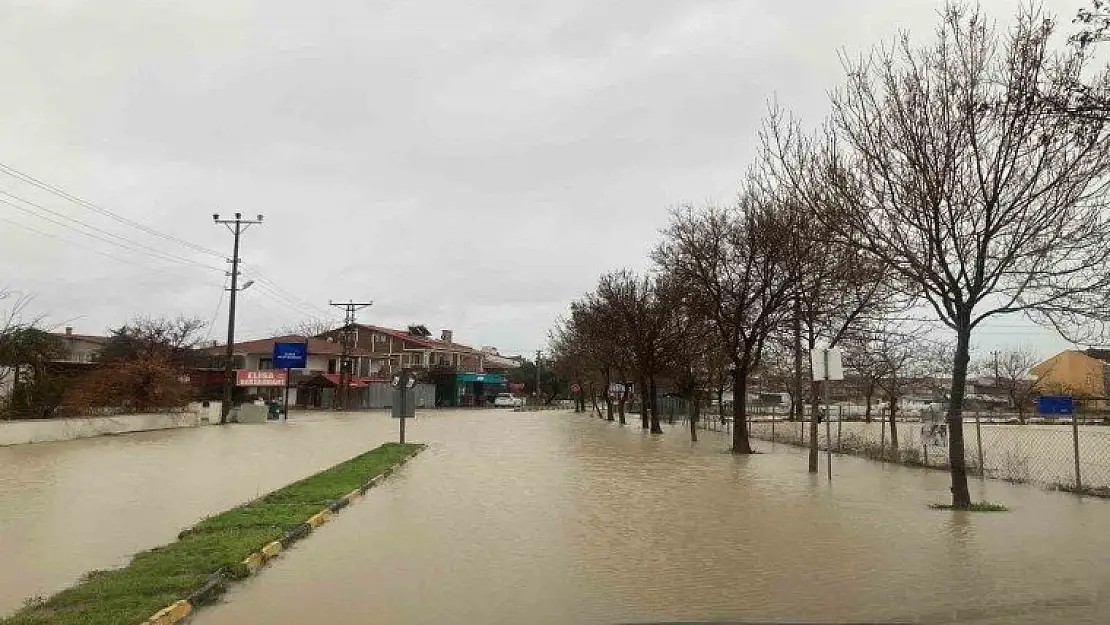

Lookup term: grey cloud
[0,0,1081,357]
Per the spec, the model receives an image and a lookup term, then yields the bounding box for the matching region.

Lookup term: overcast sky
[0,0,1092,361]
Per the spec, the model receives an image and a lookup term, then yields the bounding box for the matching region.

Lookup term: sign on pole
[391,369,416,443]
[271,342,306,420]
[810,348,844,381]
[272,342,308,370]
[810,348,843,482]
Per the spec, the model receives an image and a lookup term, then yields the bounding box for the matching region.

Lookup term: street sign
[1038,396,1074,417]
[273,342,308,370]
[571,383,581,394]
[810,348,844,381]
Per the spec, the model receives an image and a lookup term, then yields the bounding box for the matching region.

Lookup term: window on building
[259,358,273,370]
[328,359,337,374]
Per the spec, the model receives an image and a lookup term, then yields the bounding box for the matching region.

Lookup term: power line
[0,165,332,332]
[0,161,225,258]
[0,188,223,270]
[239,263,332,317]
[0,196,225,274]
[203,277,229,344]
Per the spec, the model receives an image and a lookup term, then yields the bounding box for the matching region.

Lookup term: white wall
[0,409,214,446]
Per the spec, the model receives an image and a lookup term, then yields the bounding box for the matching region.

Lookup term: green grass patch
[3,442,422,625]
[929,501,1009,512]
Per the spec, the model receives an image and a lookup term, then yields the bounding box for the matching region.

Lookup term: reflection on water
[189,411,1110,625]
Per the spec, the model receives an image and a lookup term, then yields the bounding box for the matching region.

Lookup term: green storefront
[445,372,506,407]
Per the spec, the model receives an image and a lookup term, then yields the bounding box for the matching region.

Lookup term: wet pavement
[0,411,402,615]
[187,410,1110,625]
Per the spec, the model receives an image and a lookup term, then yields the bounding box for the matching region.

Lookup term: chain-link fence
[668,403,1110,496]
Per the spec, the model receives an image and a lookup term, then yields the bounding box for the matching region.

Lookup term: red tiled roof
[206,335,371,357]
[353,324,480,354]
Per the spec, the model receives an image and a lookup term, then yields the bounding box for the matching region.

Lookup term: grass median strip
[4,442,423,625]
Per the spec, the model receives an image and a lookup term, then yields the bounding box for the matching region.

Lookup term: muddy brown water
[180,410,1110,625]
[0,411,404,615]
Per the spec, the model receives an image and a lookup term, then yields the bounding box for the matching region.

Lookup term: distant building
[1031,349,1110,399]
[316,324,505,406]
[204,335,376,407]
[49,326,109,364]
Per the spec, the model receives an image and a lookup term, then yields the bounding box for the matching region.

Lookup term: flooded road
[193,410,1110,625]
[0,412,402,615]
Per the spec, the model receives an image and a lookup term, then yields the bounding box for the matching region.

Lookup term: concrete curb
[141,446,423,625]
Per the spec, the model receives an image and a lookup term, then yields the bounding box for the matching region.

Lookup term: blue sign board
[272,342,308,370]
[1037,395,1074,417]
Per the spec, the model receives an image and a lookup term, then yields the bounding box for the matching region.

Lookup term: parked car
[494,393,523,408]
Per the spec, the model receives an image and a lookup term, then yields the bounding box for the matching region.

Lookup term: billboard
[1037,396,1074,417]
[236,369,288,387]
[273,342,308,370]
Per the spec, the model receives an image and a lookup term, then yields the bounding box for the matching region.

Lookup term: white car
[493,393,523,408]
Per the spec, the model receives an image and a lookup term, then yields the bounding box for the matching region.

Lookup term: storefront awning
[458,372,505,384]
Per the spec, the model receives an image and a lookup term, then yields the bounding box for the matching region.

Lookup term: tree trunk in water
[808,379,821,473]
[639,377,649,430]
[602,370,614,421]
[588,383,603,419]
[617,389,627,425]
[946,323,974,509]
[732,364,754,453]
[792,295,803,422]
[889,395,899,455]
[690,392,700,442]
[649,376,662,434]
[864,385,873,423]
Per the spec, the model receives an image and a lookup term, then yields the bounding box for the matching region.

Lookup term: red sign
[236,369,287,387]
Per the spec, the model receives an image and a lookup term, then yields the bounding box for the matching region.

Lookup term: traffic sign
[571,383,581,394]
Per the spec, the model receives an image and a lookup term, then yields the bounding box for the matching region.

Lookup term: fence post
[1073,411,1083,493]
[975,410,984,477]
[880,414,886,461]
[836,410,843,452]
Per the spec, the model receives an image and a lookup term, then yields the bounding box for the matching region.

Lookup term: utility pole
[214,212,263,424]
[329,300,372,411]
[535,349,542,401]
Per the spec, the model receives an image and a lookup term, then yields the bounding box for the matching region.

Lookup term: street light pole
[214,212,263,424]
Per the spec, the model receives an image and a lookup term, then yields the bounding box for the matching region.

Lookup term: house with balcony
[317,324,505,406]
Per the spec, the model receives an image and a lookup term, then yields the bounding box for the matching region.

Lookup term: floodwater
[0,411,402,615]
[190,410,1110,625]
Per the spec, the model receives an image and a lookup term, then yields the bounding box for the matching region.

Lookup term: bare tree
[846,321,946,455]
[817,5,1110,508]
[981,348,1038,424]
[593,271,684,434]
[655,194,796,454]
[273,317,342,338]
